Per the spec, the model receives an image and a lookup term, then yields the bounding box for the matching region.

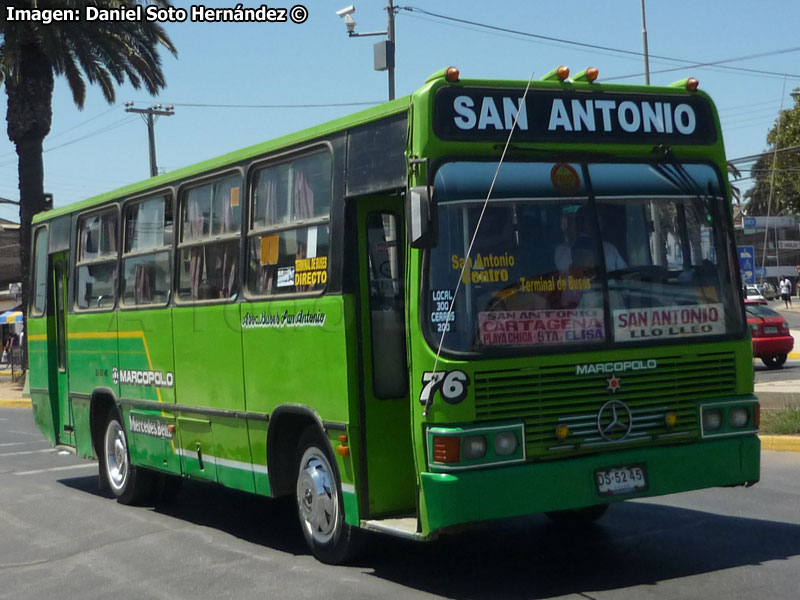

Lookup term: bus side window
[366,212,408,398]
[76,209,118,310]
[122,195,173,306]
[31,227,49,316]
[246,151,332,296]
[177,175,242,301]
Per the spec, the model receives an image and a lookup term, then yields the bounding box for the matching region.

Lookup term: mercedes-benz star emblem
[597,399,633,442]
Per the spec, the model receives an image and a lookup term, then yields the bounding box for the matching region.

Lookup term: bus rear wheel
[294,428,360,564]
[100,409,155,505]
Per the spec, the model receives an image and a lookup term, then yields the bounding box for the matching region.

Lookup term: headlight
[494,431,518,455]
[729,407,749,428]
[462,435,487,459]
[703,409,722,431]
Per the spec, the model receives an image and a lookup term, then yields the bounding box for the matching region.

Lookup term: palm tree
[0,0,176,361]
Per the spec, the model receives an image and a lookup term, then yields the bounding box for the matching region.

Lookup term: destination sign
[433,86,717,145]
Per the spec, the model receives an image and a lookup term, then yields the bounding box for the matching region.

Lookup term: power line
[401,6,800,80]
[609,47,800,81]
[728,145,800,164]
[0,117,138,168]
[0,105,122,162]
[126,101,383,109]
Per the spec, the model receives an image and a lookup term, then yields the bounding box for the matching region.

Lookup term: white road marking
[0,441,49,448]
[0,449,56,457]
[15,463,96,476]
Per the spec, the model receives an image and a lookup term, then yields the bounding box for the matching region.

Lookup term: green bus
[28,66,760,564]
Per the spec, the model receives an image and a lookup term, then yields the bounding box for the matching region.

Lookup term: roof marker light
[572,67,599,83]
[445,66,460,83]
[686,78,699,91]
[541,66,570,82]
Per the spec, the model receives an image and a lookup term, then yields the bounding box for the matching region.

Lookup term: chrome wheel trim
[104,419,128,492]
[296,447,339,545]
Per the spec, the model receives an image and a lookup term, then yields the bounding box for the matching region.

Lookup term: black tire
[99,409,156,505]
[546,503,609,526]
[761,354,788,369]
[295,427,360,564]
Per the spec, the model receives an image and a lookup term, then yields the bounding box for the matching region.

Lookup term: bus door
[356,198,416,517]
[49,251,73,446]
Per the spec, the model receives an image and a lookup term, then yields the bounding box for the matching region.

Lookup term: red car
[745,301,794,368]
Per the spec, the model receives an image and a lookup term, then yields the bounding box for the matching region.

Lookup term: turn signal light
[433,436,461,463]
[336,434,350,457]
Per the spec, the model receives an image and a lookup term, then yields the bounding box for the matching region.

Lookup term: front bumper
[419,436,760,534]
[752,336,794,358]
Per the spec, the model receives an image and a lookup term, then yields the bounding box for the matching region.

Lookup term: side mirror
[406,186,437,248]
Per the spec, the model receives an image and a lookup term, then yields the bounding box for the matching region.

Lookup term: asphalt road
[2,407,800,600]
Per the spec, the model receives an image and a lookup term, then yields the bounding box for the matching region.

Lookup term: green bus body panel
[28,318,57,445]
[126,408,179,474]
[241,295,352,422]
[67,312,119,396]
[117,308,176,404]
[72,397,92,457]
[419,436,760,534]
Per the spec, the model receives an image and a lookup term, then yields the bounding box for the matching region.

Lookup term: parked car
[744,285,767,303]
[761,282,777,300]
[745,301,794,368]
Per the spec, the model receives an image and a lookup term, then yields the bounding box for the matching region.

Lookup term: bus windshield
[426,161,743,354]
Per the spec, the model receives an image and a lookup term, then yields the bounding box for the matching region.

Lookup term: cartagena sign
[613,304,725,342]
[478,308,604,346]
[433,87,716,145]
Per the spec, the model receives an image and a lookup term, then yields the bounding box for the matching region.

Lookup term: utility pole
[386,0,396,101]
[124,103,175,177]
[641,0,651,85]
[337,2,397,101]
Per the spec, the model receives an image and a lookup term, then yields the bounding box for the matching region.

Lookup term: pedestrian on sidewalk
[780,276,793,308]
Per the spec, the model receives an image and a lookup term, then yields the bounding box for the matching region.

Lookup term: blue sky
[2,0,800,221]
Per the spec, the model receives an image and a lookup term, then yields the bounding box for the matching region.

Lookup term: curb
[760,435,800,452]
[0,399,31,408]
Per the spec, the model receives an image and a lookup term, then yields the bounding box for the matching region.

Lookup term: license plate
[595,464,647,496]
[763,326,778,334]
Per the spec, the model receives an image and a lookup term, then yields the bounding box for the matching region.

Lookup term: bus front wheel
[294,428,360,564]
[100,410,155,505]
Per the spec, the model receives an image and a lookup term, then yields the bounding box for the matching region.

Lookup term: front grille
[474,352,737,459]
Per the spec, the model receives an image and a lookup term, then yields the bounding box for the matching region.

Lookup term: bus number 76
[419,370,470,406]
